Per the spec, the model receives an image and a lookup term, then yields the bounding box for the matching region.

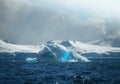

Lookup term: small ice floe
[26,58,38,63]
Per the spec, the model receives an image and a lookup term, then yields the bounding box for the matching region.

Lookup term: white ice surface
[0,39,43,53]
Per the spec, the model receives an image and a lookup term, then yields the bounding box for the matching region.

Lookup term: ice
[60,51,71,62]
[26,58,38,63]
[38,42,91,62]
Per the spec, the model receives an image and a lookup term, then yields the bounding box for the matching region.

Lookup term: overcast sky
[0,0,120,45]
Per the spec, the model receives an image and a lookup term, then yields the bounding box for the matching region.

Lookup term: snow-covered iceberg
[38,42,90,62]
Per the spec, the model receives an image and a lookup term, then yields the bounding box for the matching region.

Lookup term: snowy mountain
[0,39,42,53]
[0,39,120,62]
[87,37,120,47]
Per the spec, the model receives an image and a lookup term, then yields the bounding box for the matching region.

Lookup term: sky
[0,0,120,46]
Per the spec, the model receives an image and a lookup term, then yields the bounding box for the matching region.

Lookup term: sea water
[0,57,120,84]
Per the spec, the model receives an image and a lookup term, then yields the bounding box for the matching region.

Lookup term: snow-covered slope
[0,39,120,62]
[65,40,120,53]
[0,39,43,53]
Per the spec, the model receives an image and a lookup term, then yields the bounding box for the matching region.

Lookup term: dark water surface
[0,59,120,84]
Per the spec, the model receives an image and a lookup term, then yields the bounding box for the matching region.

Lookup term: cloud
[102,19,120,47]
[0,0,120,47]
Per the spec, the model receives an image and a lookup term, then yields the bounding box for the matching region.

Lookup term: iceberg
[26,58,38,63]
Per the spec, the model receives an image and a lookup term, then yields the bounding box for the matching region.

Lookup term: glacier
[0,39,120,62]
